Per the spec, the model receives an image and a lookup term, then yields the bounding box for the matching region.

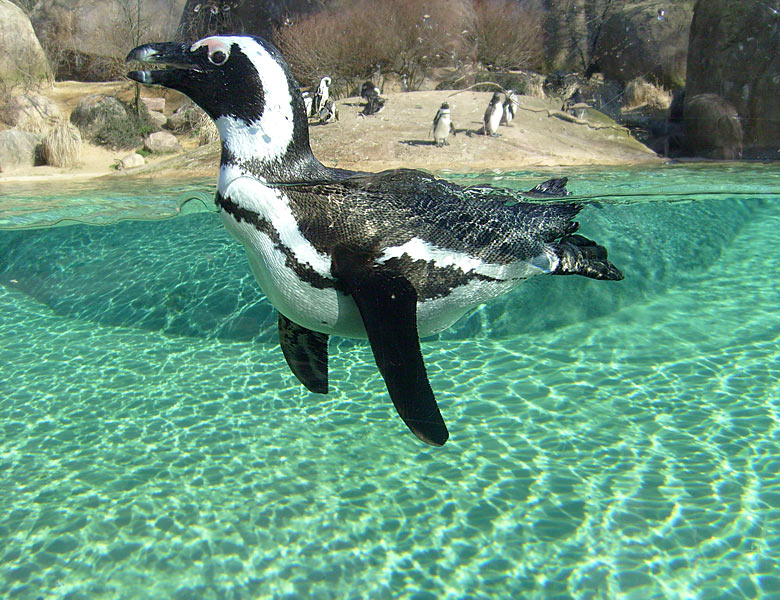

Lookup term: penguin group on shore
[127,34,623,445]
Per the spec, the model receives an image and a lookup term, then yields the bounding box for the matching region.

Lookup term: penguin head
[127,35,311,165]
[127,35,307,127]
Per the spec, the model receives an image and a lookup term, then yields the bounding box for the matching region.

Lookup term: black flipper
[552,234,624,281]
[332,245,449,446]
[278,312,329,394]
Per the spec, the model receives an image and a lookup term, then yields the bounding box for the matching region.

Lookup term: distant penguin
[501,90,518,126]
[302,91,313,117]
[318,98,338,124]
[362,86,386,116]
[360,80,380,100]
[313,76,331,115]
[562,88,588,120]
[432,102,456,147]
[484,91,503,136]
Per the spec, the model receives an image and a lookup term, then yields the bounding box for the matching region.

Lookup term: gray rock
[686,0,780,158]
[148,110,168,129]
[683,93,743,160]
[141,97,165,112]
[0,0,51,85]
[0,129,42,171]
[70,94,128,138]
[118,153,145,169]
[143,131,182,153]
[596,1,694,88]
[1,93,62,133]
[166,101,204,132]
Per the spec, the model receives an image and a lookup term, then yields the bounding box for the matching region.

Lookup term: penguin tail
[550,234,623,281]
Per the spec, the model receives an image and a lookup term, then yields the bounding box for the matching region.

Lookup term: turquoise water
[0,165,778,599]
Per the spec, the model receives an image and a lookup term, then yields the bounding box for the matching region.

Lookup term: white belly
[433,115,451,141]
[221,213,367,337]
[221,213,525,340]
[487,107,502,133]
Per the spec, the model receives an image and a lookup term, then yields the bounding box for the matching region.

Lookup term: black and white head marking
[128,35,312,176]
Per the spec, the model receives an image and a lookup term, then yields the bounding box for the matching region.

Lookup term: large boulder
[685,0,780,158]
[69,94,128,139]
[143,131,182,153]
[1,93,62,133]
[0,0,51,86]
[543,0,693,84]
[0,130,42,172]
[596,0,694,88]
[682,93,743,160]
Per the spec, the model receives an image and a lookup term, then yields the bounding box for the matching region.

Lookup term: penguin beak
[126,42,200,88]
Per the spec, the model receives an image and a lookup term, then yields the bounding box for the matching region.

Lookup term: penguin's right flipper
[552,234,624,281]
[278,312,329,394]
[332,244,449,446]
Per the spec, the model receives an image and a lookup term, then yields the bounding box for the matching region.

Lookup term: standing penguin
[484,91,503,136]
[127,35,623,446]
[312,76,331,116]
[432,102,456,147]
[318,98,338,124]
[362,88,386,116]
[501,90,518,126]
[360,80,380,100]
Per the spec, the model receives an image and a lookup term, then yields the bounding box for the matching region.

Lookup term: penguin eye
[208,49,228,65]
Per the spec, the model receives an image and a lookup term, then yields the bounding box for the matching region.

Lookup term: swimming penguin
[127,35,623,446]
[318,98,338,124]
[312,76,331,116]
[501,90,518,126]
[484,91,503,136]
[432,102,456,147]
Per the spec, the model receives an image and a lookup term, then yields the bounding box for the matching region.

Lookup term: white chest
[434,113,451,140]
[487,105,502,133]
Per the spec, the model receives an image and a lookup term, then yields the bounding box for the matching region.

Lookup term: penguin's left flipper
[332,244,449,446]
[278,312,329,394]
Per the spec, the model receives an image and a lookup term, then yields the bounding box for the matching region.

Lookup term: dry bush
[41,120,82,167]
[196,112,219,145]
[276,0,474,92]
[472,0,544,71]
[623,77,672,110]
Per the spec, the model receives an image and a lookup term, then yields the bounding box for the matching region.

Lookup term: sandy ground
[0,81,661,185]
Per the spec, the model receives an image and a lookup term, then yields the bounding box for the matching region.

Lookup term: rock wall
[685,0,780,158]
[596,0,693,88]
[0,0,51,86]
